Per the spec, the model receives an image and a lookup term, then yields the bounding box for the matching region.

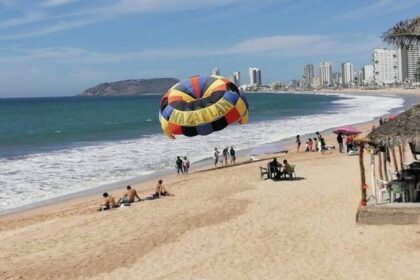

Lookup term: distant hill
[80,78,179,96]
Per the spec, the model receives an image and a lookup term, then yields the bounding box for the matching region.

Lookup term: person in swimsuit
[118,185,141,204]
[100,192,117,210]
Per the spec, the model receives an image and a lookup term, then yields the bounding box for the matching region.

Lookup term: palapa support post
[383,149,388,181]
[370,150,377,204]
[391,146,398,173]
[359,143,367,207]
[378,151,384,180]
[398,145,404,170]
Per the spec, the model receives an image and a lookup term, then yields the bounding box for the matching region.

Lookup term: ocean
[0,93,404,213]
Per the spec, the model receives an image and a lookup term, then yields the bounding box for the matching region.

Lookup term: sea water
[0,93,404,212]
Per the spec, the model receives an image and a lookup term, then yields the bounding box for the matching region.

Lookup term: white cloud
[0,19,99,40]
[0,34,383,64]
[0,0,244,39]
[338,0,420,19]
[0,12,47,29]
[41,0,80,8]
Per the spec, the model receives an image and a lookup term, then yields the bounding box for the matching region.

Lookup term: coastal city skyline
[0,0,420,97]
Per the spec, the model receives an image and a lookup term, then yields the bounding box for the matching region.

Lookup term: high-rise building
[303,64,314,87]
[319,62,332,87]
[373,48,400,84]
[363,64,374,85]
[399,45,420,83]
[249,67,261,86]
[341,63,354,86]
[312,76,321,88]
[233,71,241,86]
[212,67,220,76]
[332,72,341,86]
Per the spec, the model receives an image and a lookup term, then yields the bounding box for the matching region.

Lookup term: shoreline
[245,87,420,97]
[1,90,417,219]
[1,91,420,279]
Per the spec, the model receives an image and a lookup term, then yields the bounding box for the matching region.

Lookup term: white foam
[0,94,404,212]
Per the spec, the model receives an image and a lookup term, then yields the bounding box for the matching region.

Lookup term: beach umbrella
[386,114,398,121]
[382,16,420,47]
[159,75,248,138]
[333,125,361,136]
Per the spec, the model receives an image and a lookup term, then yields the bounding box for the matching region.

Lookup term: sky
[0,0,419,97]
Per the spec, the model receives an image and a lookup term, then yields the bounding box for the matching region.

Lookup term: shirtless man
[100,192,117,210]
[118,185,141,204]
[153,180,163,199]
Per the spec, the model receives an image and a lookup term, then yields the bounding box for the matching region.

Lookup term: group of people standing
[176,156,190,175]
[336,132,355,153]
[214,147,236,166]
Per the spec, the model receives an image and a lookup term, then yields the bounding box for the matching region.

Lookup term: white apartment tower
[373,49,400,84]
[233,71,241,86]
[212,67,220,76]
[399,45,420,83]
[363,64,374,85]
[341,63,354,85]
[249,67,261,86]
[319,62,332,87]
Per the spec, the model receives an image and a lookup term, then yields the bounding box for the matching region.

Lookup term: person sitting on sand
[282,160,293,179]
[118,185,141,204]
[100,192,118,210]
[152,180,163,199]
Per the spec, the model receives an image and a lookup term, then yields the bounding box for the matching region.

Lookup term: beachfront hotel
[319,62,333,87]
[363,64,374,85]
[249,67,262,86]
[373,48,400,84]
[399,45,420,83]
[341,62,354,86]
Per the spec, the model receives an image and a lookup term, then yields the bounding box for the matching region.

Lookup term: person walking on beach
[222,147,228,165]
[214,148,220,166]
[229,146,236,164]
[296,135,301,152]
[314,137,318,151]
[183,157,190,174]
[176,156,183,175]
[337,132,344,153]
[118,185,141,204]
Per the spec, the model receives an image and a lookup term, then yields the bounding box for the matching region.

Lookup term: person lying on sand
[100,192,118,210]
[118,185,141,204]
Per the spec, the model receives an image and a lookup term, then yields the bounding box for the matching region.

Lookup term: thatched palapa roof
[368,104,420,147]
[382,16,420,47]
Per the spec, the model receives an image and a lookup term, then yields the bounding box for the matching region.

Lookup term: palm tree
[382,16,420,47]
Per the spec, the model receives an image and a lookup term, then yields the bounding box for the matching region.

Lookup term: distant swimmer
[118,185,141,205]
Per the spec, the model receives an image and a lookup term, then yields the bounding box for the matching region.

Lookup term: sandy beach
[1,92,420,280]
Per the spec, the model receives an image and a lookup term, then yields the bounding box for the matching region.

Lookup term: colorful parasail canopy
[159,75,249,138]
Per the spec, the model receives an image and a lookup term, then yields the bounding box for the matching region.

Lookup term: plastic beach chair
[375,179,392,202]
[259,166,269,180]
